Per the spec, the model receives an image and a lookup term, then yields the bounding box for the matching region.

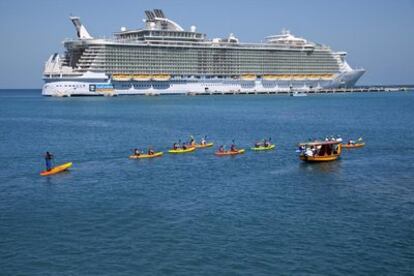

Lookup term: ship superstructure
[42,9,365,96]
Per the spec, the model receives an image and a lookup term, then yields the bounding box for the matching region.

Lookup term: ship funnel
[70,16,93,39]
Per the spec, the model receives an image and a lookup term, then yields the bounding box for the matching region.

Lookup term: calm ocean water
[0,90,413,275]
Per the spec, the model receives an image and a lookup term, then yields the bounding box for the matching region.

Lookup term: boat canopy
[299,140,341,147]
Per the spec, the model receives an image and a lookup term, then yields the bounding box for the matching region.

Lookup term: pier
[186,86,412,96]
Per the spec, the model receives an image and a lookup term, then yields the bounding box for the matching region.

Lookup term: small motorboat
[291,92,307,97]
[298,140,342,162]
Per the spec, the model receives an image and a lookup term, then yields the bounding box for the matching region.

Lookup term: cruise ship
[42,9,365,96]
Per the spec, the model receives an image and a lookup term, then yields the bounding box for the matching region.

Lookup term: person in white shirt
[305,147,314,157]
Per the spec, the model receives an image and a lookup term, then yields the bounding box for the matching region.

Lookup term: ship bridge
[266,30,315,50]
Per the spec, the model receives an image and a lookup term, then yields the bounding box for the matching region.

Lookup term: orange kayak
[40,162,72,176]
[343,143,365,149]
[215,149,245,156]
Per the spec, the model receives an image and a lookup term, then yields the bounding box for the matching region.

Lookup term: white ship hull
[42,70,365,96]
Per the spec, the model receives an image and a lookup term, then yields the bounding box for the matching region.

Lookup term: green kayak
[250,144,275,151]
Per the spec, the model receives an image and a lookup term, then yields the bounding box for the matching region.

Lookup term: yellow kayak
[250,144,275,151]
[168,147,196,154]
[195,142,214,148]
[40,162,72,176]
[129,152,163,159]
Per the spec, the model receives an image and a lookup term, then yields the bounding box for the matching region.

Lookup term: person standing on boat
[44,151,54,171]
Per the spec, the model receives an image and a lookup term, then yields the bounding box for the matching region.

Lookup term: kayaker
[230,144,237,152]
[218,145,225,152]
[148,147,154,155]
[254,141,261,148]
[189,136,195,146]
[333,144,339,154]
[201,136,206,145]
[173,143,179,150]
[133,148,141,156]
[182,143,188,150]
[264,139,270,147]
[44,151,54,171]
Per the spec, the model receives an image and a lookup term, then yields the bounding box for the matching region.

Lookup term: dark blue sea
[0,90,413,275]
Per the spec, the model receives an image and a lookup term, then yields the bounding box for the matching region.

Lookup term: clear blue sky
[0,0,413,88]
